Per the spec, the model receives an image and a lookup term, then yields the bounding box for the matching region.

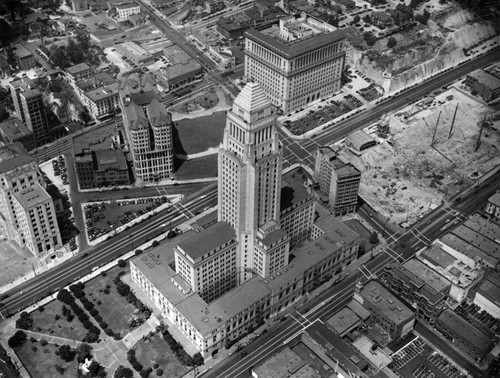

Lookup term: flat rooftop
[361,280,414,326]
[438,309,493,356]
[468,69,500,90]
[0,143,33,174]
[303,321,368,374]
[176,221,236,261]
[488,192,500,207]
[12,43,32,58]
[94,149,127,171]
[476,271,500,305]
[419,244,456,269]
[403,258,451,293]
[14,183,50,207]
[253,348,306,378]
[0,118,32,139]
[280,167,313,213]
[327,306,362,336]
[66,63,92,75]
[439,233,496,266]
[450,224,500,259]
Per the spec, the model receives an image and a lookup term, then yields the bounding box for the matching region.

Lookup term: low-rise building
[116,41,155,67]
[161,45,204,92]
[473,271,500,319]
[0,117,36,151]
[381,259,451,323]
[417,241,482,303]
[356,280,415,340]
[66,63,93,87]
[116,3,141,22]
[205,0,225,14]
[327,299,371,336]
[370,12,393,28]
[465,69,500,102]
[252,347,321,378]
[11,44,36,71]
[485,192,500,222]
[435,309,494,362]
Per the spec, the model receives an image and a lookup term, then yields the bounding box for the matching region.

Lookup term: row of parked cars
[52,156,69,185]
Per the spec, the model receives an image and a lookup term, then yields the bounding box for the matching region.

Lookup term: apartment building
[120,74,174,184]
[244,13,346,113]
[314,146,361,216]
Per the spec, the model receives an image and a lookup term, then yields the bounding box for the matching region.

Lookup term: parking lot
[283,95,364,135]
[428,353,467,378]
[84,197,171,242]
[456,302,500,334]
[391,337,426,369]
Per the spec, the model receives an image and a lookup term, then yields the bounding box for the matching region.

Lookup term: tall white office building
[218,82,290,282]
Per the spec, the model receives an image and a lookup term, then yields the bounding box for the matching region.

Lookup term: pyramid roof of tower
[233,82,269,113]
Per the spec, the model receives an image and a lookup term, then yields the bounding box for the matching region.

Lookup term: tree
[369,232,379,244]
[79,109,92,125]
[16,311,33,330]
[76,343,92,363]
[58,345,75,362]
[387,37,397,48]
[114,365,133,378]
[363,32,377,46]
[353,15,360,23]
[415,9,430,24]
[8,330,27,349]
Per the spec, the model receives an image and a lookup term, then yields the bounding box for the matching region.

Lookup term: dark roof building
[0,117,36,151]
[435,309,494,362]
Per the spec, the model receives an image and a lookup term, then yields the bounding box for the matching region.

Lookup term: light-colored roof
[488,192,500,207]
[177,221,235,261]
[14,183,50,208]
[66,63,92,75]
[253,348,306,378]
[233,82,270,114]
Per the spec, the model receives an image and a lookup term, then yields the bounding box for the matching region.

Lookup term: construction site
[343,87,500,226]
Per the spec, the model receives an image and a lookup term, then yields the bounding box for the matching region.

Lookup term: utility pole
[431,111,441,146]
[475,115,486,152]
[448,103,459,139]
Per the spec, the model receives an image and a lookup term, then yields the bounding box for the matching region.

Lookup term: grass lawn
[16,340,78,378]
[32,300,88,341]
[134,333,189,378]
[83,263,135,337]
[175,155,218,180]
[174,111,226,155]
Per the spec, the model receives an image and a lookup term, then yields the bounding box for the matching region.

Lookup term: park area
[15,340,79,378]
[31,301,88,341]
[83,263,137,338]
[133,333,190,378]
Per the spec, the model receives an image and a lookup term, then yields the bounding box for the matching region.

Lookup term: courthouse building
[244,13,346,113]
